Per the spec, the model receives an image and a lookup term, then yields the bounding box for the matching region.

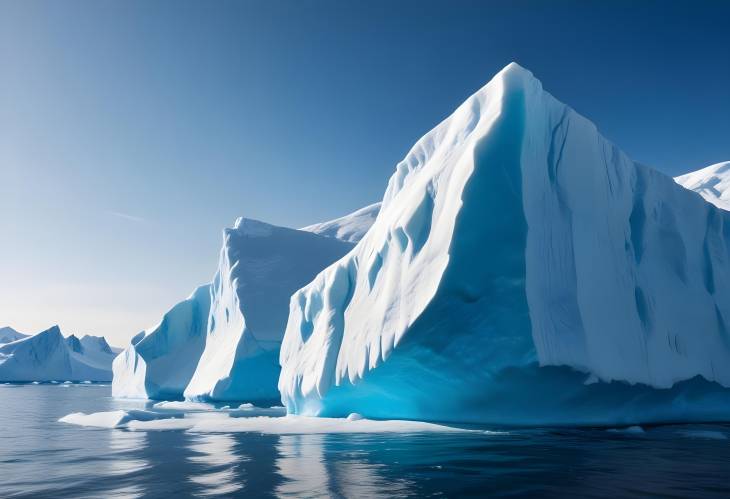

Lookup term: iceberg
[113,217,354,402]
[112,284,211,400]
[301,202,381,243]
[675,161,730,211]
[0,326,28,344]
[0,326,115,382]
[279,63,730,425]
[184,218,354,402]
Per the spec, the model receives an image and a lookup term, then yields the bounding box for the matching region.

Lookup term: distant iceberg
[279,63,730,425]
[0,326,28,344]
[0,326,115,382]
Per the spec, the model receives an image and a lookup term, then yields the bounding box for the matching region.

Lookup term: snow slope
[183,218,353,402]
[675,161,730,211]
[0,327,28,344]
[0,326,114,381]
[301,203,381,243]
[279,63,730,425]
[112,285,211,399]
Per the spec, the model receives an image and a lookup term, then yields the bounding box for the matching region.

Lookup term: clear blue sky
[1,0,728,346]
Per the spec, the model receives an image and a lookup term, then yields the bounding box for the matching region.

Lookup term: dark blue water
[2,384,730,498]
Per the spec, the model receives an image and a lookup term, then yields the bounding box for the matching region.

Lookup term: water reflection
[104,430,148,499]
[274,433,415,498]
[275,434,329,498]
[188,433,245,496]
[5,385,730,498]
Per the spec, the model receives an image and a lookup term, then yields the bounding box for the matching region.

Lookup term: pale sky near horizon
[1,0,728,346]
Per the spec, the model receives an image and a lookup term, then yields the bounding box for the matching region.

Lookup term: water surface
[1,384,730,498]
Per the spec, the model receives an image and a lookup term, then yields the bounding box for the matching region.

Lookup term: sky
[1,0,728,346]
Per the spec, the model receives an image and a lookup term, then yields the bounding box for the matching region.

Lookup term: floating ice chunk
[127,414,471,434]
[346,413,364,421]
[59,409,183,429]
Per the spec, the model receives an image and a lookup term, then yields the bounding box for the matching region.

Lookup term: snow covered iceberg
[0,326,115,382]
[112,284,211,399]
[184,218,354,402]
[279,63,730,425]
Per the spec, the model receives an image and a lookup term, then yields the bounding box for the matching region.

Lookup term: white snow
[301,202,381,243]
[279,62,730,425]
[0,326,115,382]
[675,161,730,211]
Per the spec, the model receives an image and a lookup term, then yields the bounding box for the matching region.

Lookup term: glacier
[113,217,354,402]
[184,218,353,402]
[0,326,116,382]
[279,63,730,425]
[675,161,730,211]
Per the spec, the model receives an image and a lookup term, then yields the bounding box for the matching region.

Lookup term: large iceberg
[279,63,730,425]
[184,218,354,402]
[675,161,730,211]
[112,284,211,399]
[113,218,354,402]
[0,326,116,382]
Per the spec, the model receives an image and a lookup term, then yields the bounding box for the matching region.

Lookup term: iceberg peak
[232,217,274,238]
